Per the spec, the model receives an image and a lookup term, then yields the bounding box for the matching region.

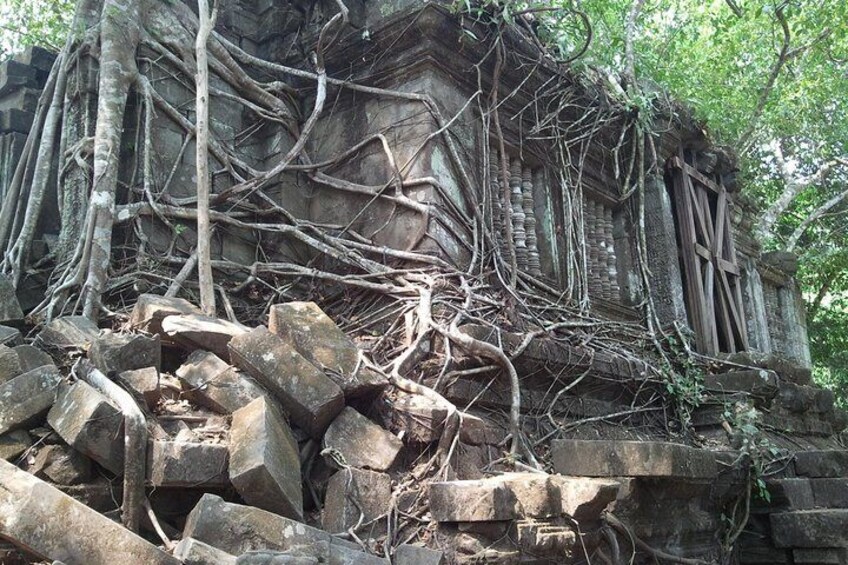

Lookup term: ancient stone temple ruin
[0,1,845,564]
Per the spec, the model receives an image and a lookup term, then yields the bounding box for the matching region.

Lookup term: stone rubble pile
[0,290,622,564]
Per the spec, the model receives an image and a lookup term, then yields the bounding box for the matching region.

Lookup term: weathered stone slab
[47,380,124,474]
[182,494,361,556]
[0,365,61,435]
[268,302,388,399]
[36,316,100,350]
[323,468,391,534]
[394,544,444,565]
[13,344,54,372]
[228,326,344,437]
[236,545,388,565]
[147,440,229,488]
[236,552,318,565]
[129,293,202,335]
[771,510,848,548]
[26,444,92,485]
[704,369,778,399]
[323,407,403,471]
[0,344,21,383]
[0,275,23,322]
[0,430,31,461]
[551,440,718,478]
[794,451,848,478]
[768,479,815,510]
[793,548,848,565]
[117,367,161,410]
[429,473,619,522]
[162,314,247,361]
[229,396,302,519]
[0,325,22,346]
[0,459,180,564]
[177,350,264,413]
[89,332,161,374]
[173,538,237,565]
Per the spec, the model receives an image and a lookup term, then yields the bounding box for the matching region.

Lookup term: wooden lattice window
[667,152,748,355]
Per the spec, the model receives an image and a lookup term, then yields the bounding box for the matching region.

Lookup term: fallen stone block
[323,407,403,471]
[0,459,180,564]
[0,344,21,383]
[0,365,61,435]
[173,538,237,565]
[182,493,361,556]
[0,430,31,461]
[129,293,202,335]
[268,302,388,399]
[89,332,161,374]
[147,440,229,488]
[323,468,391,534]
[36,316,100,350]
[551,439,718,478]
[515,519,579,559]
[429,473,619,523]
[0,325,22,346]
[177,350,264,413]
[771,510,848,548]
[47,380,124,474]
[795,450,848,478]
[162,314,247,361]
[13,344,53,372]
[0,275,23,322]
[383,391,447,444]
[117,367,161,410]
[229,396,303,519]
[394,544,444,565]
[26,443,92,485]
[229,326,344,437]
[236,550,318,564]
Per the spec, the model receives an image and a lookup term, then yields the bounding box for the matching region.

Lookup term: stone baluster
[604,205,620,300]
[597,201,612,300]
[584,196,600,295]
[510,157,527,272]
[522,166,542,277]
[490,156,505,257]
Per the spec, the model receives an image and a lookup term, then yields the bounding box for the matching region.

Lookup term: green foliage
[0,0,74,59]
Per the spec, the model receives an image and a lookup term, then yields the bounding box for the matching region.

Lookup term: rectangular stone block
[394,544,444,565]
[323,407,403,471]
[89,332,161,374]
[36,316,100,350]
[0,344,21,383]
[704,369,778,398]
[0,460,180,564]
[268,302,388,399]
[128,293,202,335]
[429,473,618,522]
[182,494,361,556]
[771,510,848,548]
[117,367,161,410]
[795,451,848,478]
[0,429,31,461]
[793,548,848,565]
[0,275,23,322]
[47,380,124,474]
[0,365,61,435]
[162,313,247,361]
[173,538,236,565]
[229,396,303,520]
[228,326,344,437]
[177,350,264,413]
[323,468,391,534]
[551,440,718,478]
[0,325,21,346]
[147,440,229,488]
[13,344,54,372]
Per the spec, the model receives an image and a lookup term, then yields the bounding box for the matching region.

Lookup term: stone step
[769,478,848,510]
[795,451,848,478]
[770,510,848,548]
[550,439,718,479]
